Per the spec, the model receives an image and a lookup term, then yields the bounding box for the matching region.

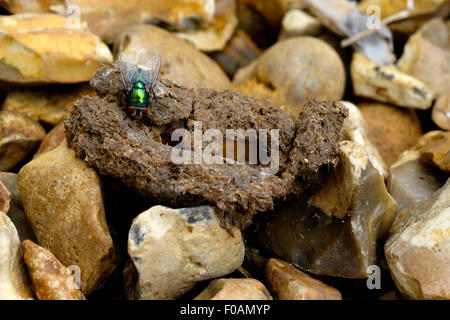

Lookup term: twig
[341,0,415,48]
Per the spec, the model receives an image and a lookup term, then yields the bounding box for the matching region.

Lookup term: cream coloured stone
[278,9,322,39]
[125,205,245,300]
[397,18,450,97]
[310,140,396,225]
[351,52,435,109]
[175,0,238,52]
[339,101,387,178]
[195,278,272,300]
[385,179,450,299]
[0,213,34,300]
[0,13,112,84]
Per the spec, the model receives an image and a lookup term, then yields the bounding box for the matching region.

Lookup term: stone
[233,37,346,115]
[174,0,238,52]
[397,18,450,97]
[358,0,449,35]
[124,205,245,300]
[65,58,348,230]
[0,0,60,13]
[0,213,34,299]
[388,150,446,234]
[310,140,397,221]
[0,180,11,214]
[195,278,272,300]
[0,172,36,242]
[50,0,217,44]
[351,53,435,109]
[385,179,450,299]
[259,141,397,278]
[0,13,112,84]
[2,85,95,126]
[210,29,261,78]
[358,102,423,166]
[22,240,86,300]
[415,130,450,174]
[304,0,395,65]
[432,93,450,131]
[0,110,46,171]
[265,258,342,300]
[340,101,387,178]
[33,122,65,158]
[115,24,231,90]
[17,139,116,294]
[238,0,299,28]
[278,9,322,40]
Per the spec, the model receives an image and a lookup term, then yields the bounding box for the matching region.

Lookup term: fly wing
[117,53,138,92]
[142,54,162,91]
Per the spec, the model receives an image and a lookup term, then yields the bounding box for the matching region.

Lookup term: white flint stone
[0,213,33,300]
[351,53,435,109]
[126,205,245,300]
[339,101,387,178]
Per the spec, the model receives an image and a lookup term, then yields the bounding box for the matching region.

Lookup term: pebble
[0,110,46,171]
[265,258,342,300]
[116,24,231,90]
[415,131,450,174]
[0,172,36,242]
[358,102,423,166]
[388,150,446,234]
[397,18,450,97]
[233,37,346,115]
[358,0,448,35]
[175,0,238,52]
[50,0,217,43]
[0,213,34,299]
[278,9,322,39]
[33,122,65,158]
[124,205,245,300]
[432,93,450,131]
[351,52,435,109]
[0,181,11,214]
[340,101,387,178]
[259,141,397,278]
[195,278,272,300]
[17,139,116,294]
[0,13,112,84]
[385,179,450,299]
[22,240,86,300]
[2,85,94,126]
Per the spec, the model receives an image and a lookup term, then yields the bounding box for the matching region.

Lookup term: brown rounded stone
[17,139,116,294]
[22,240,86,300]
[357,102,423,166]
[33,122,65,158]
[265,258,342,300]
[0,110,46,171]
[233,37,346,115]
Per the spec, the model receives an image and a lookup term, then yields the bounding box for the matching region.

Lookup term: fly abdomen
[129,81,148,108]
